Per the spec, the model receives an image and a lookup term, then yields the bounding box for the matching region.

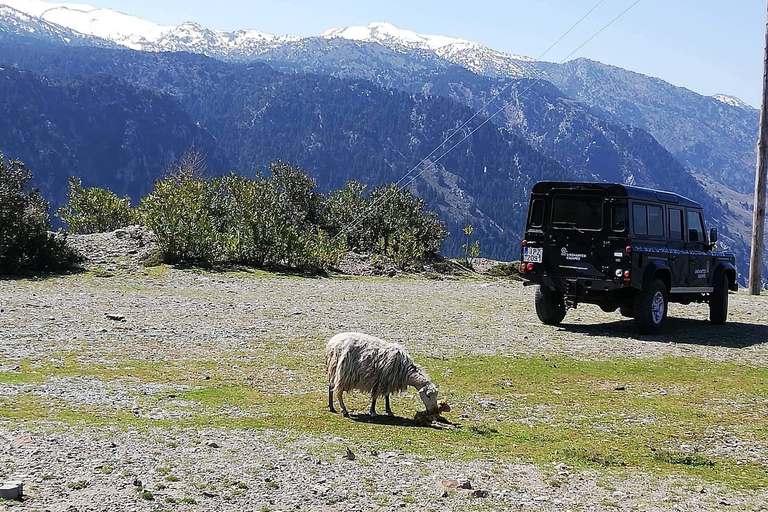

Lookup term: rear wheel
[709,274,729,325]
[619,306,634,318]
[633,279,668,334]
[535,286,566,325]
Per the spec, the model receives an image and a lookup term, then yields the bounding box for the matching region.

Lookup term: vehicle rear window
[551,195,603,230]
[633,203,664,237]
[529,199,545,228]
[611,202,628,232]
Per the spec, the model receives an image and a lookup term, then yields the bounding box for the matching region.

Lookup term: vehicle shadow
[560,317,768,348]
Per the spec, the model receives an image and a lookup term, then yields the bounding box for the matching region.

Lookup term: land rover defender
[520,182,737,333]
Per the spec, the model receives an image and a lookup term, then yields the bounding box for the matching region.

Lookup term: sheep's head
[418,383,439,413]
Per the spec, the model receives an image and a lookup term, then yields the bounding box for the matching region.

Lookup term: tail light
[520,265,526,274]
[623,270,631,281]
[626,246,632,253]
[522,240,527,246]
[527,263,534,271]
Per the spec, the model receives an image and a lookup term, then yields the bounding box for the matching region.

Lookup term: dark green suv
[520,182,737,333]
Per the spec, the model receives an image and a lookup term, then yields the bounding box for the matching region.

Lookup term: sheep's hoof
[329,407,337,414]
[386,410,394,417]
[369,411,377,418]
[342,410,350,418]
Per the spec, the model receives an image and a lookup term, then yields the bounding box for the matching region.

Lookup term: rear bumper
[522,273,632,295]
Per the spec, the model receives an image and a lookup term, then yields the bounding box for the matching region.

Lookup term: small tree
[461,224,481,268]
[0,154,81,274]
[56,177,136,234]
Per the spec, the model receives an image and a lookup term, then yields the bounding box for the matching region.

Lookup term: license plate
[523,247,543,263]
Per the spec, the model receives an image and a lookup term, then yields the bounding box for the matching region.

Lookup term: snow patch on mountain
[713,94,754,110]
[4,0,173,48]
[322,21,536,77]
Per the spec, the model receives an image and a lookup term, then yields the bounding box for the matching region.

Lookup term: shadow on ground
[347,413,458,430]
[561,317,768,348]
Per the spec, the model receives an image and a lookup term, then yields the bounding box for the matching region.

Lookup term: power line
[331,0,641,244]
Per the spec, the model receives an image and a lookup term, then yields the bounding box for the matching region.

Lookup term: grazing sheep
[325,332,439,418]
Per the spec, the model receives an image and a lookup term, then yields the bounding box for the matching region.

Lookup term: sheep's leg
[338,391,349,417]
[328,386,337,414]
[369,395,378,417]
[385,395,394,416]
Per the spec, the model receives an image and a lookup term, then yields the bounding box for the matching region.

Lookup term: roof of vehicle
[531,181,702,209]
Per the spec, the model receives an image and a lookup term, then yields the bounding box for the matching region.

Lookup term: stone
[105,313,125,322]
[472,490,490,498]
[205,441,220,448]
[344,447,355,460]
[0,481,23,500]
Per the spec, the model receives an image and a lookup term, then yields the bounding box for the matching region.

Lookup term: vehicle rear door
[544,193,607,278]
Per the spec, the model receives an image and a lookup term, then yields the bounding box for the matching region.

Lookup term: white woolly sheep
[325,332,439,417]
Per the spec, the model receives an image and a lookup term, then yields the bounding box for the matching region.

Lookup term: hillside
[0,43,570,259]
[0,65,228,209]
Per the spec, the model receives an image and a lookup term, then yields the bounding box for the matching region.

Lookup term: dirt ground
[1,264,767,511]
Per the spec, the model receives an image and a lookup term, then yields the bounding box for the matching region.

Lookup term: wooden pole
[749,2,768,295]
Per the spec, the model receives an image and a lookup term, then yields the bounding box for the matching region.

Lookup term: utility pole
[749,1,768,295]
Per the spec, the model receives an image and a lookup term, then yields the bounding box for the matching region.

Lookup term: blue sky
[84,0,766,107]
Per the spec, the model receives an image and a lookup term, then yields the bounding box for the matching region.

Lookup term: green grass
[2,351,767,489]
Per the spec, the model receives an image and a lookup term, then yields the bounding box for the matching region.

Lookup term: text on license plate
[523,247,543,263]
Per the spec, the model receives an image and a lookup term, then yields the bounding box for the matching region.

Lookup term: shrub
[138,153,219,264]
[487,261,521,278]
[324,181,448,268]
[139,158,344,271]
[55,177,137,233]
[0,154,81,274]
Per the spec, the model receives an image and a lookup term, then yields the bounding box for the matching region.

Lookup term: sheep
[325,332,439,418]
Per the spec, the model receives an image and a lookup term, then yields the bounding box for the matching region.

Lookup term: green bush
[324,181,448,268]
[139,158,344,270]
[0,154,81,274]
[55,177,136,234]
[138,156,220,264]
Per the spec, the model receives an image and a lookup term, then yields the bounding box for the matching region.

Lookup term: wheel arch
[641,261,672,293]
[713,262,737,291]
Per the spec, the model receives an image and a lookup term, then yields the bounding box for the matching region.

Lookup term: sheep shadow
[560,317,768,348]
[347,413,457,430]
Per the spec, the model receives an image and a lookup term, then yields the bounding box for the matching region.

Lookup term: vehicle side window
[529,199,545,228]
[633,204,647,236]
[648,205,663,237]
[611,203,627,232]
[687,210,705,243]
[669,208,684,240]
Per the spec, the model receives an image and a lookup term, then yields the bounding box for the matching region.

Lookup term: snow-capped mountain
[1,0,298,56]
[322,21,536,78]
[0,3,113,46]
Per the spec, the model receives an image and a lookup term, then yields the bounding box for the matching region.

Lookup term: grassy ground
[3,346,767,489]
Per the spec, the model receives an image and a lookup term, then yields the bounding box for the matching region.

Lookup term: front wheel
[633,279,668,334]
[709,274,729,325]
[535,286,566,325]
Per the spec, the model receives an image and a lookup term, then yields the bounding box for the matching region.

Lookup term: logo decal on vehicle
[561,247,587,261]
